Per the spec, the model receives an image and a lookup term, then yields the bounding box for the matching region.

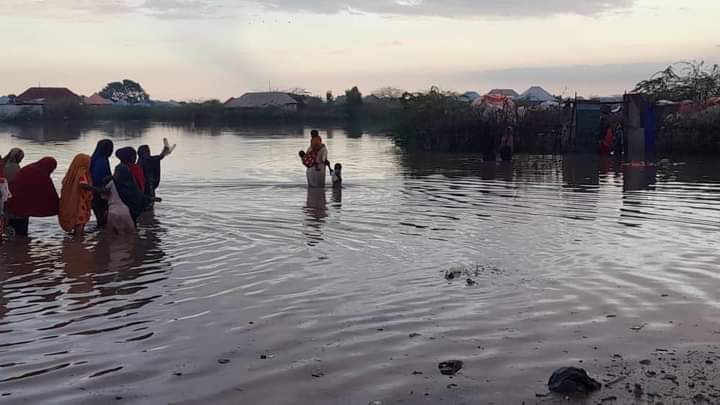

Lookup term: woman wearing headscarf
[114,147,156,223]
[6,157,60,236]
[59,154,107,235]
[305,130,328,188]
[3,148,25,182]
[90,139,114,227]
[116,147,145,192]
[137,144,170,199]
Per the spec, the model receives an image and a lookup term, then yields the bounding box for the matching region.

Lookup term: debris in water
[218,359,230,364]
[630,323,647,331]
[409,333,422,338]
[640,359,651,365]
[445,268,462,280]
[466,278,476,286]
[547,367,601,394]
[438,360,463,376]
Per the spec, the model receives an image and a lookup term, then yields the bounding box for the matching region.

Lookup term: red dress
[128,163,145,192]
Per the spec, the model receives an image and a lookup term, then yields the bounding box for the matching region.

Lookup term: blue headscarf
[90,139,114,187]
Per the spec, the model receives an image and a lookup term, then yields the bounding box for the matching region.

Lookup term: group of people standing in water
[0,140,171,240]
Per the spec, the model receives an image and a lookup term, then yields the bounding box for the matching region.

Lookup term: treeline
[8,98,402,125]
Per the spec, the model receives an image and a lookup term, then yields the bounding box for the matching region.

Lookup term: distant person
[3,148,25,182]
[303,130,328,188]
[6,157,60,236]
[59,154,106,236]
[137,141,172,200]
[114,148,159,224]
[499,126,514,162]
[90,139,114,227]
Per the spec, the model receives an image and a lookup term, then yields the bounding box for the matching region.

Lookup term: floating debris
[438,360,463,376]
[548,367,601,394]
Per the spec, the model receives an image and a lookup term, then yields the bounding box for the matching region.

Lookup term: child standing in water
[59,154,107,236]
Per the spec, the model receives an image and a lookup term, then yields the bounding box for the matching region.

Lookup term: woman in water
[3,148,25,182]
[59,154,106,236]
[90,140,114,227]
[304,130,328,188]
[114,147,157,224]
[6,157,60,236]
[137,143,170,199]
[116,147,145,192]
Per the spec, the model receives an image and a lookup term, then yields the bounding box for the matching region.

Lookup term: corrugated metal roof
[520,86,555,102]
[225,92,298,108]
[488,89,519,98]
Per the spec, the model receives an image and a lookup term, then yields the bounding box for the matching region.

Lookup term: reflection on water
[1,123,720,404]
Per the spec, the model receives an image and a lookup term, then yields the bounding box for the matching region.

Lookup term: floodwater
[1,122,720,404]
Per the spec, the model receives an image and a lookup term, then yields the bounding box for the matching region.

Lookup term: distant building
[519,86,555,103]
[487,89,520,99]
[0,96,10,105]
[16,87,81,105]
[83,93,113,106]
[225,92,299,112]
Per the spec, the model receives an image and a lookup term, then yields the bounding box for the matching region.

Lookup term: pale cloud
[2,0,637,20]
[263,0,637,17]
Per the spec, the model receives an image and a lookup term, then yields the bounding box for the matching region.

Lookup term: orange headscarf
[59,154,92,232]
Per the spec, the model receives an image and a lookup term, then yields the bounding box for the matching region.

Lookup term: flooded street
[1,123,720,404]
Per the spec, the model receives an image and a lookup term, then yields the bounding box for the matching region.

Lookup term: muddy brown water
[1,123,720,404]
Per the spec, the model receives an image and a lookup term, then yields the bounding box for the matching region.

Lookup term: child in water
[330,163,342,187]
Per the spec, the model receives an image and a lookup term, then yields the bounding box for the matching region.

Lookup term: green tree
[99,79,150,104]
[634,61,720,103]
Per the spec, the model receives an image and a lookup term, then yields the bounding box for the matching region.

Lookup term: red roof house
[16,87,81,105]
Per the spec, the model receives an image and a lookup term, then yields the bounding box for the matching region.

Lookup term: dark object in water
[445,268,462,280]
[438,360,463,376]
[548,367,601,394]
[466,278,476,286]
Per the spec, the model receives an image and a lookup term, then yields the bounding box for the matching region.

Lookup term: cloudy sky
[0,0,718,100]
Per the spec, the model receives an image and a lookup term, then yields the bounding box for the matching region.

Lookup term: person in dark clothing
[114,147,159,223]
[137,144,170,200]
[89,139,114,227]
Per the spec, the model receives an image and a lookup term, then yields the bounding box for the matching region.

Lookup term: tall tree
[99,79,150,104]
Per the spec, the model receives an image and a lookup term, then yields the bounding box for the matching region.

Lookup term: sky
[0,0,718,100]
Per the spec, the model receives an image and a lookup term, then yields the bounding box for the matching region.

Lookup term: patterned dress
[77,174,93,227]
